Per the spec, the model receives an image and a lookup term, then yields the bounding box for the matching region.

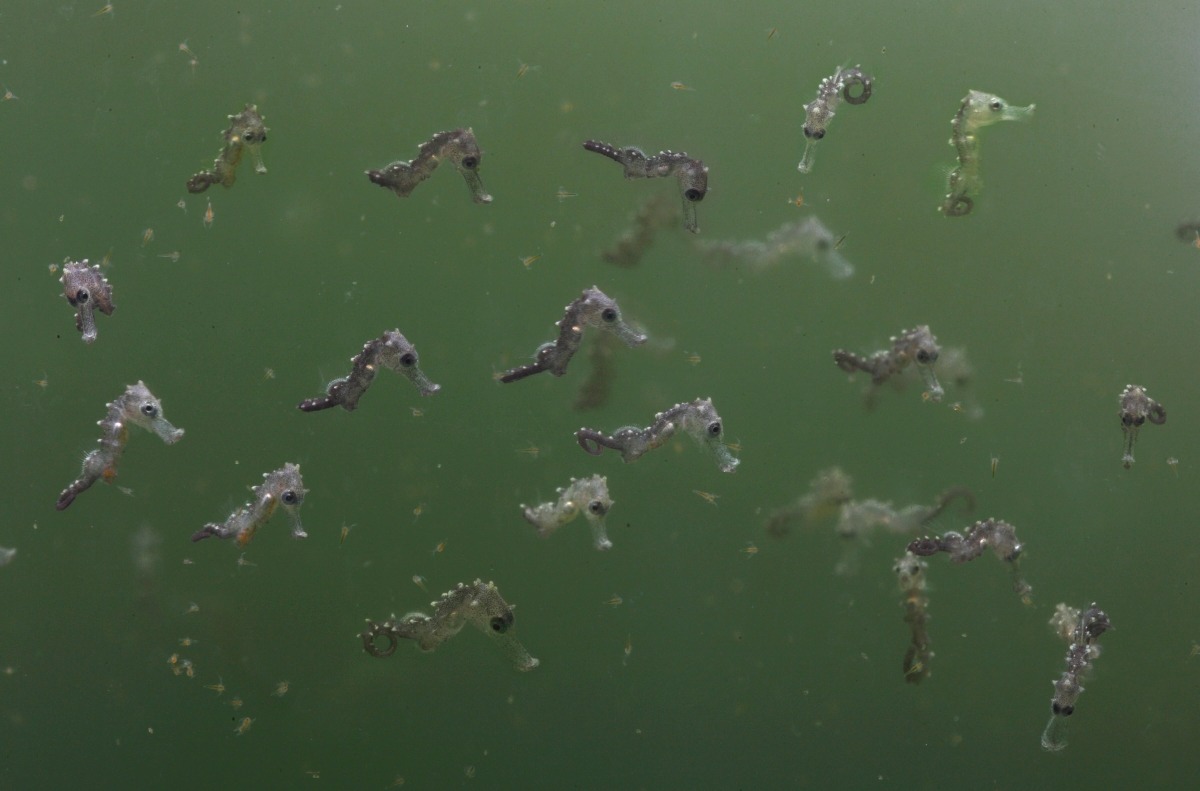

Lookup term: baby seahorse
[833,324,944,403]
[190,463,307,546]
[582,139,708,233]
[366,128,492,204]
[186,103,268,193]
[359,579,539,671]
[521,474,614,551]
[576,396,739,472]
[499,286,647,383]
[298,330,441,412]
[1118,383,1166,469]
[56,381,184,510]
[941,90,1034,216]
[60,259,114,344]
[797,65,872,174]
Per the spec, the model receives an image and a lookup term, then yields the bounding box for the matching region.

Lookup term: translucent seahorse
[499,286,647,383]
[298,330,440,412]
[797,65,872,174]
[893,552,932,684]
[833,324,944,403]
[601,192,680,268]
[55,381,185,510]
[60,259,114,344]
[576,397,739,472]
[359,579,539,671]
[186,103,268,193]
[582,139,708,233]
[1041,602,1112,752]
[521,474,614,550]
[833,486,974,575]
[907,517,1031,603]
[941,90,1034,216]
[190,463,307,546]
[1118,383,1166,468]
[366,128,492,204]
[693,216,853,279]
[764,466,854,539]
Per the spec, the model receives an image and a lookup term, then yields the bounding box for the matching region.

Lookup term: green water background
[2,0,1198,787]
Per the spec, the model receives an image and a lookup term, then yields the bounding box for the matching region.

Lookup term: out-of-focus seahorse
[186,103,268,193]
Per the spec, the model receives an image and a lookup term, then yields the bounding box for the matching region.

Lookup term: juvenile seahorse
[521,474,614,550]
[190,463,306,546]
[797,65,872,174]
[907,517,1031,603]
[366,128,492,204]
[186,103,268,193]
[1041,602,1112,752]
[60,259,114,344]
[833,324,944,403]
[56,381,184,510]
[941,90,1034,216]
[1117,383,1166,468]
[298,330,441,412]
[359,579,539,671]
[576,396,739,472]
[499,286,647,383]
[582,139,708,233]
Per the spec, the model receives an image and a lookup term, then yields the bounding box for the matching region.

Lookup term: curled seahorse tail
[186,172,215,194]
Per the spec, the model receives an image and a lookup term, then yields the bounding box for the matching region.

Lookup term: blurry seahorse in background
[577,397,739,472]
[797,65,872,174]
[359,579,539,671]
[499,286,647,383]
[582,139,708,233]
[190,463,307,546]
[186,103,268,193]
[298,330,441,412]
[366,128,493,204]
[941,90,1034,216]
[521,474,615,550]
[60,259,114,344]
[56,381,184,510]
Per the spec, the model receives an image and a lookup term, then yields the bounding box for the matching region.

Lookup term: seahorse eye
[399,352,417,367]
[461,156,478,170]
[916,350,931,364]
[601,307,618,322]
[489,615,510,633]
[588,500,605,515]
[140,403,158,417]
[811,129,826,140]
[1134,416,1146,427]
[281,490,298,505]
[684,188,704,202]
[989,100,1003,111]
[1121,414,1134,426]
[707,420,722,437]
[76,289,90,303]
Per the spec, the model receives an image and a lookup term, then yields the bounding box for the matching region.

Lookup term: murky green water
[2,1,1198,787]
